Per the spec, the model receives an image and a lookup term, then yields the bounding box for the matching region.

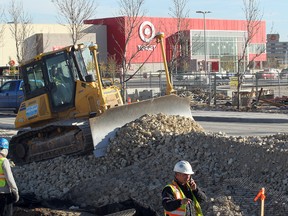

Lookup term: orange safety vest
[0,158,6,187]
[164,181,203,216]
[164,181,186,216]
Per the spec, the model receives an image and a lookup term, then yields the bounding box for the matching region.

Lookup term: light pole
[196,11,211,75]
[285,50,288,67]
[196,10,211,103]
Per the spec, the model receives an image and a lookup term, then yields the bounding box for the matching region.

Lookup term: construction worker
[0,138,19,216]
[162,160,207,216]
[50,66,65,84]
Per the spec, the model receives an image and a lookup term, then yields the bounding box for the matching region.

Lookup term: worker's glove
[9,159,15,168]
[181,198,192,205]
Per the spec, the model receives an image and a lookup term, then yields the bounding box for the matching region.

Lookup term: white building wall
[0,24,107,67]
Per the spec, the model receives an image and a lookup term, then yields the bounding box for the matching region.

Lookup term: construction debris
[3,113,286,215]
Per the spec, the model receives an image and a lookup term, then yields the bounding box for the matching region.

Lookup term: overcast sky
[1,0,287,41]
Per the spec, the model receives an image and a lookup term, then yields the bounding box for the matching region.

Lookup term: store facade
[87,16,267,74]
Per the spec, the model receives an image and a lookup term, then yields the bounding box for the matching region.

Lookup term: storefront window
[190,30,255,72]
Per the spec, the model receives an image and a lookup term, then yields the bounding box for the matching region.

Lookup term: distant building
[86,16,267,74]
[0,24,104,67]
[266,34,288,65]
[0,17,267,75]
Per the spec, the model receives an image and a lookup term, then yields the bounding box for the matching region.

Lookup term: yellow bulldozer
[9,33,192,164]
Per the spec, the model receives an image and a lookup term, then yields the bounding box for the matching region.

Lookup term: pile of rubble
[5,113,288,215]
[178,89,288,113]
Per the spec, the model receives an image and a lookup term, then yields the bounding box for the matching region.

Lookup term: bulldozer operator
[51,66,66,85]
[49,65,71,105]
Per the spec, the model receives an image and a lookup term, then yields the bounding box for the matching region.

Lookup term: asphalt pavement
[0,112,16,129]
[192,110,288,123]
[0,110,288,134]
[191,110,288,136]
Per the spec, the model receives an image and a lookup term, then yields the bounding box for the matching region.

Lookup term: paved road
[192,110,288,123]
[192,110,288,136]
[0,110,287,136]
[0,112,16,129]
[197,121,287,136]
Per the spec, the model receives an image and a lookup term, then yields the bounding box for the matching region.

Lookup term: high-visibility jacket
[0,157,7,187]
[164,181,203,216]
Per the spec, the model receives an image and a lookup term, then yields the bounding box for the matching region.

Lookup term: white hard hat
[173,160,194,174]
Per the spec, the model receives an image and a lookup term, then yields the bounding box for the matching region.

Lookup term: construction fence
[126,73,288,107]
[1,73,287,108]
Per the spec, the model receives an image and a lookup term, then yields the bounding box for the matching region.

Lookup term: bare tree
[168,0,190,74]
[106,54,118,81]
[0,7,5,48]
[7,0,34,65]
[52,0,98,45]
[115,0,147,101]
[236,0,264,109]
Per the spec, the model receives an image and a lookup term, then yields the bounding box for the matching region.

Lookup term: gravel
[2,112,286,215]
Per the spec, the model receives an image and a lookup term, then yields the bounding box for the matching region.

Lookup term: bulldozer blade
[89,95,192,157]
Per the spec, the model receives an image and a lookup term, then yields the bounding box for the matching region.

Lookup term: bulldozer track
[9,119,94,164]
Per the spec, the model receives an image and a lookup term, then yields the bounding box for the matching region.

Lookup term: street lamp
[196,11,211,75]
[196,10,211,103]
[285,50,288,67]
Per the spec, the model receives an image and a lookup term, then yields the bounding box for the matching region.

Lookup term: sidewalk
[192,110,288,123]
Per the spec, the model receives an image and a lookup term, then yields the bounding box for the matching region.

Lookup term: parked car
[226,72,236,78]
[243,71,255,79]
[255,71,276,79]
[175,73,195,80]
[280,69,288,79]
[0,80,24,113]
[210,72,226,80]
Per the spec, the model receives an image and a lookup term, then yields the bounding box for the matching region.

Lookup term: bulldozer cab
[22,51,75,113]
[21,45,95,113]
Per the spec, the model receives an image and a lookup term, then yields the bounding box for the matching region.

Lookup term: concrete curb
[193,116,288,123]
[1,113,288,130]
[0,124,16,129]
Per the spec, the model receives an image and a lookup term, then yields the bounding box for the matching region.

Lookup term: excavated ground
[1,108,288,215]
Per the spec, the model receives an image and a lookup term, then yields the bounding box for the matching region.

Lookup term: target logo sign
[139,21,155,43]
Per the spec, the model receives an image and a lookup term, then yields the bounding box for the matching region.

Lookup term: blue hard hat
[0,138,9,149]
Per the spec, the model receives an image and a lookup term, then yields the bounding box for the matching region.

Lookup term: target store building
[85,16,266,74]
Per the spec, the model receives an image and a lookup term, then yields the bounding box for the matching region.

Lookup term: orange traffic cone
[127,97,131,104]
